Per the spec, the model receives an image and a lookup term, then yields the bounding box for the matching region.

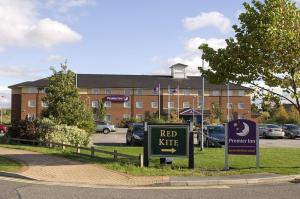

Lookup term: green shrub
[46,124,90,146]
[9,119,39,140]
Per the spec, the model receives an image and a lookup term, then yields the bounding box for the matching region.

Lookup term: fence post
[77,144,81,154]
[62,142,65,150]
[91,146,95,157]
[49,142,52,148]
[114,150,117,160]
[139,154,144,168]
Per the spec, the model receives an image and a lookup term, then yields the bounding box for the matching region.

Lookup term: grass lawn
[0,139,299,176]
[0,156,22,173]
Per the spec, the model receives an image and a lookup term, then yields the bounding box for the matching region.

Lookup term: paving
[1,146,300,187]
[0,147,168,186]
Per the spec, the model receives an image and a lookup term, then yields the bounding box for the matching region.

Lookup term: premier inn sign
[148,125,189,157]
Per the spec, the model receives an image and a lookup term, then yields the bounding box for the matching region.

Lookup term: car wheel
[263,132,267,138]
[126,136,130,145]
[130,138,135,146]
[103,128,110,134]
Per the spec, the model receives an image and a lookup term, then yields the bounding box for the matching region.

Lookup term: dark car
[0,124,8,134]
[126,123,144,145]
[198,125,225,147]
[282,124,300,139]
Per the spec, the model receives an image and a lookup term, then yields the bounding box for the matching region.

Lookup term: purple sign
[227,119,257,155]
[104,95,129,102]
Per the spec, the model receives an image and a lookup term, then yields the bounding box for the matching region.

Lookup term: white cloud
[0,0,81,51]
[184,37,227,52]
[0,65,45,79]
[183,12,231,33]
[46,54,66,62]
[152,37,226,76]
[47,0,95,13]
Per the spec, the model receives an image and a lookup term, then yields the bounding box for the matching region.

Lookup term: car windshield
[287,125,299,129]
[267,124,280,128]
[133,125,144,131]
[208,126,224,134]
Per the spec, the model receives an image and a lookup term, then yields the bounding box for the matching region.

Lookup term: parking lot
[91,128,300,148]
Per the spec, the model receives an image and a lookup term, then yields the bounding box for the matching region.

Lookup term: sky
[0,0,299,108]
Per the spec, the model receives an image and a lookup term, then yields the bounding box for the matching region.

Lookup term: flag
[169,88,177,94]
[153,85,159,93]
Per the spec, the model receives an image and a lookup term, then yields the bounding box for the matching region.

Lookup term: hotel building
[9,63,251,125]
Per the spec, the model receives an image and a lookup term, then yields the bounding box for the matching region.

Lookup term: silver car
[260,124,284,138]
[95,122,116,134]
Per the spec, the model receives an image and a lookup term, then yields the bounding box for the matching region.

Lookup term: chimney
[170,63,188,79]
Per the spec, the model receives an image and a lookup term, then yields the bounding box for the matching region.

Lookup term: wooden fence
[8,137,143,167]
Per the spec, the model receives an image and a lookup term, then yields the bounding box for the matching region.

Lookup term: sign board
[148,125,189,157]
[225,119,259,170]
[104,95,129,102]
[227,119,257,155]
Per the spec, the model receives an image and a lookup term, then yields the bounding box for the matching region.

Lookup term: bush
[9,119,39,140]
[46,124,90,146]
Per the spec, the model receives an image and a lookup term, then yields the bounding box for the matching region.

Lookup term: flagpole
[158,84,161,120]
[168,85,170,121]
[177,84,179,120]
[201,59,205,151]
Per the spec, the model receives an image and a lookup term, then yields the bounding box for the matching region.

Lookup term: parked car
[95,122,116,134]
[126,123,144,145]
[0,124,8,134]
[198,125,225,147]
[282,124,300,139]
[259,124,284,138]
[258,124,267,137]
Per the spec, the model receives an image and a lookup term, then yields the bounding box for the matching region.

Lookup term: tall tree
[199,0,300,113]
[42,62,94,133]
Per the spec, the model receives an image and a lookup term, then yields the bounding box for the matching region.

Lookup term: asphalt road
[0,178,299,199]
[91,128,300,148]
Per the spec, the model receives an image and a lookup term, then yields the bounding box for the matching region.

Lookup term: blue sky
[0,0,299,107]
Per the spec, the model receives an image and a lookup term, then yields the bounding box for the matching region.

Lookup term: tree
[199,0,300,114]
[209,102,225,124]
[274,105,289,124]
[95,100,106,121]
[287,106,300,124]
[42,62,94,133]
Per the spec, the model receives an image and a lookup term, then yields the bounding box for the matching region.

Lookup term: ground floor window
[136,114,144,121]
[151,101,158,109]
[123,114,130,119]
[27,113,35,121]
[168,102,174,109]
[183,102,190,108]
[104,115,112,123]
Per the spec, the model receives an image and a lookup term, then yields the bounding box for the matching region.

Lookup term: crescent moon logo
[125,96,129,101]
[236,122,250,137]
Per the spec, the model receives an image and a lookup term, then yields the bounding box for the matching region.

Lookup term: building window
[168,102,174,109]
[104,115,112,123]
[212,90,220,96]
[228,90,233,96]
[104,101,111,108]
[105,88,112,95]
[227,103,233,109]
[136,114,144,121]
[136,88,143,95]
[28,100,36,108]
[238,90,245,96]
[238,115,245,119]
[91,88,100,94]
[123,114,130,119]
[183,89,190,96]
[238,103,245,109]
[124,89,131,95]
[27,113,35,121]
[136,101,143,108]
[183,102,190,108]
[151,102,158,109]
[91,101,98,108]
[198,99,203,108]
[124,101,131,108]
[41,101,48,108]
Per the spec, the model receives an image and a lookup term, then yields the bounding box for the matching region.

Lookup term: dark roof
[9,74,249,90]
